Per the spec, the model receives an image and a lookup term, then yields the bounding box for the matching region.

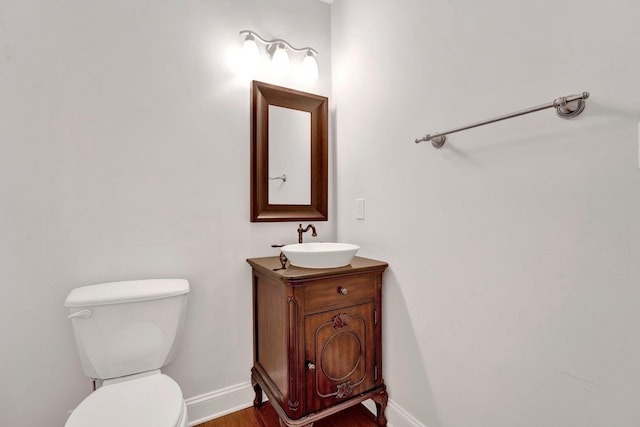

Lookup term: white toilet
[64,279,190,427]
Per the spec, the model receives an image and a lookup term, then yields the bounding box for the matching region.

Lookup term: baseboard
[185,381,255,426]
[362,398,427,427]
[186,382,426,427]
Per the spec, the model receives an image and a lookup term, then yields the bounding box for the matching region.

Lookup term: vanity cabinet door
[304,303,376,413]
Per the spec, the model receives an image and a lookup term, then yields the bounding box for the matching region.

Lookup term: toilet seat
[65,373,186,427]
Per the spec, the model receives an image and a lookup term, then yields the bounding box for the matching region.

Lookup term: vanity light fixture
[269,42,290,75]
[239,32,261,73]
[300,50,319,82]
[239,30,319,81]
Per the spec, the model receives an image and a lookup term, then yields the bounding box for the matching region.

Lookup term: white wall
[332,0,640,426]
[0,0,332,425]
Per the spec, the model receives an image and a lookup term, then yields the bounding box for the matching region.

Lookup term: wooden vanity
[247,256,389,427]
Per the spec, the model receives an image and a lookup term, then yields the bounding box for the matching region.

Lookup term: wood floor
[196,402,379,427]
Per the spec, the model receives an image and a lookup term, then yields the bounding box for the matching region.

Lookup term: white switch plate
[355,198,365,220]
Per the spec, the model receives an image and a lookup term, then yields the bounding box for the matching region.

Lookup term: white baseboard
[362,398,427,427]
[185,382,425,427]
[185,381,255,426]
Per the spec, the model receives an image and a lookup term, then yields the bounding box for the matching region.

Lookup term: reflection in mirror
[250,80,328,222]
[268,106,311,205]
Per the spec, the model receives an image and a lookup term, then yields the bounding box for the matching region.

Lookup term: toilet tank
[65,279,189,380]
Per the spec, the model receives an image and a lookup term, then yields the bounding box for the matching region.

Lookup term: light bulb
[239,34,260,75]
[271,43,290,76]
[300,51,319,82]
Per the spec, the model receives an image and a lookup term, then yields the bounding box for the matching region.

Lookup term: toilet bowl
[64,279,190,427]
[65,371,187,427]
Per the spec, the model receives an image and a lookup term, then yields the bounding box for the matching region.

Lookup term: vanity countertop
[246,256,388,282]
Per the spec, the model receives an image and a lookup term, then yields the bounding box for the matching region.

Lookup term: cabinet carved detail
[320,331,361,381]
[248,256,389,427]
[287,296,300,412]
[331,312,350,328]
[335,381,354,399]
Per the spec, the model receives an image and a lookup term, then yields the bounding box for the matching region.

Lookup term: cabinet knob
[306,362,316,371]
[338,287,348,295]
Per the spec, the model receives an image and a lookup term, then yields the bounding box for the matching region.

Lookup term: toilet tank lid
[65,279,190,307]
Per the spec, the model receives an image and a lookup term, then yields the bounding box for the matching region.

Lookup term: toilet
[64,279,190,427]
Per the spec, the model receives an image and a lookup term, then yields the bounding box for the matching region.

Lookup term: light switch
[355,198,365,220]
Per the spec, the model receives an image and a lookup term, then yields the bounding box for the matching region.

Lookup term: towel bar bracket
[554,96,586,119]
[429,135,446,148]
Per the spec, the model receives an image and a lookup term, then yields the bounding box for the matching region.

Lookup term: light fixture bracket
[266,41,286,60]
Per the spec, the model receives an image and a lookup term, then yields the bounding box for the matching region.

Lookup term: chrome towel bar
[415,91,590,148]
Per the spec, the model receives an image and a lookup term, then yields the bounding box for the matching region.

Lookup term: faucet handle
[272,251,288,271]
[271,244,285,248]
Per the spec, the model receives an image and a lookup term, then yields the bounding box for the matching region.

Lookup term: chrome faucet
[297,224,317,243]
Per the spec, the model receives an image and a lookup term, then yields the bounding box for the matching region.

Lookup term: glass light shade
[240,36,260,74]
[271,44,290,76]
[300,52,319,82]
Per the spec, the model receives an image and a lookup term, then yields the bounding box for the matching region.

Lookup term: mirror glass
[250,80,328,222]
[268,106,311,205]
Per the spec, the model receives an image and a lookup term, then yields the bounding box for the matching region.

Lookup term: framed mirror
[250,80,328,222]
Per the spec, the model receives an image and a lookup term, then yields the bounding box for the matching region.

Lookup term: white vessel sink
[281,242,360,269]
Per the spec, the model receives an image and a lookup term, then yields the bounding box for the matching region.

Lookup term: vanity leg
[371,386,389,427]
[251,374,263,408]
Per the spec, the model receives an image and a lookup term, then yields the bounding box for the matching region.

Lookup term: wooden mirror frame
[250,80,328,222]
